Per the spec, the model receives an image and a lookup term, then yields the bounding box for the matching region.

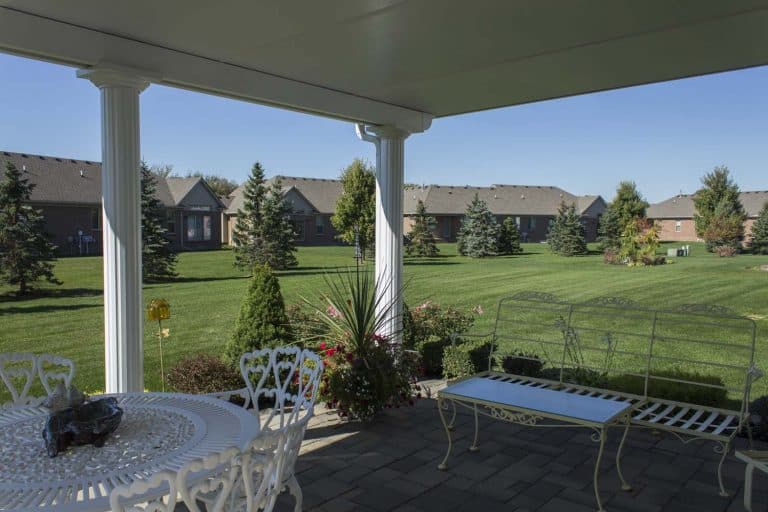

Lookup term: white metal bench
[436,292,762,509]
[736,450,768,512]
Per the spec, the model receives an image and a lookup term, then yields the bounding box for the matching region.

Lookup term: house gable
[283,187,315,214]
[175,179,223,210]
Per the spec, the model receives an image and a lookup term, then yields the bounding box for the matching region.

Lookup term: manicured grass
[1,243,767,397]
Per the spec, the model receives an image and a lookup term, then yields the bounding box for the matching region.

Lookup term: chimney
[80,169,85,178]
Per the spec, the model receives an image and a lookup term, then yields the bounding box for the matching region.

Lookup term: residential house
[222,176,343,246]
[647,191,768,242]
[403,185,606,242]
[0,151,225,255]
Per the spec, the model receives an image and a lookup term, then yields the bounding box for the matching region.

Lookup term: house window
[528,217,536,231]
[442,218,451,239]
[293,220,305,241]
[515,216,521,228]
[90,208,100,230]
[166,211,176,234]
[187,214,211,241]
[315,216,324,235]
[675,221,682,233]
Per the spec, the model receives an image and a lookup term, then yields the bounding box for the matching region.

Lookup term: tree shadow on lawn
[404,259,460,266]
[276,266,356,278]
[0,303,101,316]
[0,287,102,302]
[163,275,251,284]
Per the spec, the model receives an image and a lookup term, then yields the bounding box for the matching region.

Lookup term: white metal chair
[178,446,241,512]
[36,353,76,395]
[237,347,324,511]
[0,352,37,407]
[109,470,178,512]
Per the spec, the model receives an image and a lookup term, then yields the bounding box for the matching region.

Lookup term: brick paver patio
[274,385,767,512]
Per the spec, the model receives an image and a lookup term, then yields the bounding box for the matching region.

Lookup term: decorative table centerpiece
[41,383,123,457]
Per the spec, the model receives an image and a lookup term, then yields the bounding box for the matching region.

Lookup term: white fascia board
[0,7,432,133]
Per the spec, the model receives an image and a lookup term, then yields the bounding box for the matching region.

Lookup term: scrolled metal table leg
[447,399,457,431]
[469,403,480,452]
[616,413,632,492]
[715,440,731,497]
[437,397,453,471]
[592,427,607,512]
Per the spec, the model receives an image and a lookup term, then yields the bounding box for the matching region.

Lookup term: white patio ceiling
[2,1,768,131]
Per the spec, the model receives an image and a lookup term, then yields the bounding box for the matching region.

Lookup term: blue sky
[0,52,766,203]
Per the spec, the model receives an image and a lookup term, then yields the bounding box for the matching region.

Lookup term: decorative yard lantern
[147,299,171,391]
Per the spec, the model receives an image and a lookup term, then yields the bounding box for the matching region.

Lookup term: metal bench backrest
[488,292,758,415]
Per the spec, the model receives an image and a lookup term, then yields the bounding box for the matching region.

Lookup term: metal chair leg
[593,428,607,512]
[286,475,303,512]
[744,463,755,512]
[437,397,454,471]
[469,403,480,452]
[616,413,633,491]
[716,440,731,497]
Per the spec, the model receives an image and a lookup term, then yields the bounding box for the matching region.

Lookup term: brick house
[647,191,768,242]
[0,151,225,255]
[403,185,606,243]
[222,176,343,246]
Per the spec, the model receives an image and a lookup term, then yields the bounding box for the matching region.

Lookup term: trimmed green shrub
[501,352,544,377]
[442,339,493,380]
[225,263,293,367]
[167,354,243,394]
[607,370,728,407]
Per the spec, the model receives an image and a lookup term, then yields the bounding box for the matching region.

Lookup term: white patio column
[356,124,409,343]
[78,66,150,393]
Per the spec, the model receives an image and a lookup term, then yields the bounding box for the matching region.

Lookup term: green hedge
[442,339,493,380]
[607,370,728,408]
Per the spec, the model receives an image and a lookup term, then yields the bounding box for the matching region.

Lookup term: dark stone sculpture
[42,397,123,457]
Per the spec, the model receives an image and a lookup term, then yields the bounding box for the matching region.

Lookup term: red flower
[319,342,327,350]
[326,347,337,357]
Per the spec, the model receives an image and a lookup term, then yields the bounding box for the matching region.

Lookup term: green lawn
[1,243,767,397]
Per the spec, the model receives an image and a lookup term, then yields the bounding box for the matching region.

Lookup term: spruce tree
[547,202,587,256]
[456,194,500,258]
[693,166,746,251]
[599,181,648,252]
[232,162,268,270]
[497,216,522,255]
[597,207,621,252]
[406,199,439,257]
[0,161,60,295]
[141,162,177,282]
[225,263,293,367]
[331,159,376,259]
[750,202,768,255]
[258,178,298,269]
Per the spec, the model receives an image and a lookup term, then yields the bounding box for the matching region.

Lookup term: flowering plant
[305,268,420,421]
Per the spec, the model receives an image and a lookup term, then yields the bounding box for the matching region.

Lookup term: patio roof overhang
[2,1,767,393]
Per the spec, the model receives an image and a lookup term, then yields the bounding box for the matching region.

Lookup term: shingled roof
[648,191,768,219]
[226,176,343,215]
[0,151,223,209]
[403,184,603,217]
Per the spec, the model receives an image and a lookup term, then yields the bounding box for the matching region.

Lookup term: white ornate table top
[0,393,260,512]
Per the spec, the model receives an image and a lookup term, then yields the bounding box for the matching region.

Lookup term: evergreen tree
[497,216,522,255]
[258,178,298,269]
[750,202,768,255]
[547,202,587,256]
[141,162,177,282]
[599,181,648,251]
[406,200,439,257]
[232,162,269,270]
[456,194,500,258]
[0,161,60,295]
[225,263,293,367]
[331,159,376,259]
[693,166,746,251]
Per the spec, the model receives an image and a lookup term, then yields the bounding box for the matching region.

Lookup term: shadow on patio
[275,395,767,512]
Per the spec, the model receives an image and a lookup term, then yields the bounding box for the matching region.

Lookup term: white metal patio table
[0,392,260,512]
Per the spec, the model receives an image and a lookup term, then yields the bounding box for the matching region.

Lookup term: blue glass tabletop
[440,377,631,425]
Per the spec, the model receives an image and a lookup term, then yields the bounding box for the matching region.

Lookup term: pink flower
[326,305,341,319]
[414,301,433,312]
[319,341,327,350]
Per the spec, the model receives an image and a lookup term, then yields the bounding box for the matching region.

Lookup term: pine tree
[406,200,439,257]
[547,202,588,256]
[141,162,177,282]
[599,181,648,252]
[497,216,522,255]
[232,162,269,270]
[456,194,500,258]
[258,178,298,269]
[693,166,746,251]
[331,159,376,259]
[750,202,768,255]
[225,263,293,367]
[0,161,60,295]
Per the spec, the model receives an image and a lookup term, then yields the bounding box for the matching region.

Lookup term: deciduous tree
[693,166,745,251]
[599,181,648,251]
[331,159,376,259]
[0,161,60,295]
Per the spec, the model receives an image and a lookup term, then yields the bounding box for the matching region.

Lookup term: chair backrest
[177,446,241,512]
[37,353,76,395]
[240,347,324,430]
[0,352,38,407]
[109,471,177,512]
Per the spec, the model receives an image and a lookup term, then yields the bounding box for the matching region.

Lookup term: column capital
[77,64,157,91]
[357,124,410,142]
